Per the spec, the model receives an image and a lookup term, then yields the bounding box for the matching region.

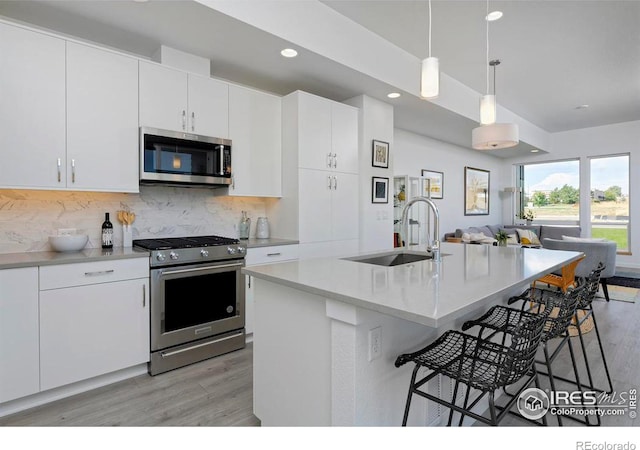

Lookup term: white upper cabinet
[188,74,229,138]
[66,42,139,193]
[139,61,229,138]
[0,23,139,193]
[139,61,188,133]
[228,85,282,197]
[0,23,66,189]
[296,92,358,174]
[297,93,332,171]
[330,102,359,174]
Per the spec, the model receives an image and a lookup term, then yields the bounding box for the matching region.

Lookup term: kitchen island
[243,243,582,426]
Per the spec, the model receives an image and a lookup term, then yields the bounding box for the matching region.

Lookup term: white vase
[256,217,270,239]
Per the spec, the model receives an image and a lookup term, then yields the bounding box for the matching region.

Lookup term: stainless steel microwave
[140,127,232,187]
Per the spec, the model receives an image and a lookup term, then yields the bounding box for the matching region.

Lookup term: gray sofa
[542,238,617,301]
[444,224,581,246]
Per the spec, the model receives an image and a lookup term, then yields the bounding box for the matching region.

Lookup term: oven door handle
[162,262,243,276]
[160,331,244,358]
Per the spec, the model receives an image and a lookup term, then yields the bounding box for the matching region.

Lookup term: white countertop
[243,243,583,327]
[0,247,149,270]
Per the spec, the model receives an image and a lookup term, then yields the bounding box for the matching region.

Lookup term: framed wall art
[464,167,490,215]
[371,177,389,203]
[372,140,389,168]
[421,169,444,199]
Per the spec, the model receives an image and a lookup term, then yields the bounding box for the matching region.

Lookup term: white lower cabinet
[39,259,149,391]
[0,268,40,403]
[245,245,299,335]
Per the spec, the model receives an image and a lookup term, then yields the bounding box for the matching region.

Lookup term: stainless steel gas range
[133,235,246,375]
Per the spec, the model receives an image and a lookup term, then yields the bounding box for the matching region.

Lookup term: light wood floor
[0,343,259,426]
[1,293,638,427]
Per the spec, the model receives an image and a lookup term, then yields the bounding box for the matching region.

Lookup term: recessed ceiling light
[387,92,401,99]
[280,48,298,58]
[531,149,540,153]
[486,11,503,21]
[575,104,590,110]
[133,0,149,3]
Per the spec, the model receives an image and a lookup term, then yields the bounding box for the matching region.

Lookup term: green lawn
[591,227,628,251]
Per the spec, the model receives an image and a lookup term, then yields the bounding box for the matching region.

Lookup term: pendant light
[420,0,439,99]
[472,1,519,150]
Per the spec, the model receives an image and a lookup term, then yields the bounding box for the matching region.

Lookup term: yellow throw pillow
[516,229,541,246]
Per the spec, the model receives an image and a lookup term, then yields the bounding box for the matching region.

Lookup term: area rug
[606,275,640,289]
[595,284,638,303]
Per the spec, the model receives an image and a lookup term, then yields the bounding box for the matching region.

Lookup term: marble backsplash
[0,187,268,254]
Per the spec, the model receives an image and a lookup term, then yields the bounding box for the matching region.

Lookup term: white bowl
[49,234,89,252]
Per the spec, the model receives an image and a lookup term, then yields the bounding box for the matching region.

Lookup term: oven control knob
[237,246,245,254]
[200,249,209,258]
[169,252,179,260]
[227,247,237,255]
[156,253,166,262]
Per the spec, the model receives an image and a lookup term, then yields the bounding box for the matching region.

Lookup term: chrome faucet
[400,196,441,262]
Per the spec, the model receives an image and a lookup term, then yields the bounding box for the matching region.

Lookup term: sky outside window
[590,155,629,196]
[524,160,580,194]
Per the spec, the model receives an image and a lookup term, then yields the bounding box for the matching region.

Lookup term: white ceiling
[324,0,640,133]
[1,0,638,157]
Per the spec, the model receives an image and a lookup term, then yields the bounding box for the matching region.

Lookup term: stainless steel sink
[343,251,449,267]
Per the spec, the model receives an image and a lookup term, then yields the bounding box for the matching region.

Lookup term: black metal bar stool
[394,306,549,426]
[555,263,614,394]
[462,282,589,426]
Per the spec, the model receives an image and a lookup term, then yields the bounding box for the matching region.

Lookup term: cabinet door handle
[332,175,337,190]
[182,110,186,130]
[142,283,146,308]
[333,153,337,169]
[327,175,332,190]
[84,269,114,277]
[327,153,332,168]
[267,252,282,257]
[57,158,61,182]
[191,112,195,132]
[248,275,251,288]
[71,159,76,183]
[231,175,235,190]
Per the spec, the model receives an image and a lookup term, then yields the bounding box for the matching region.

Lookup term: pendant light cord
[486,0,489,94]
[428,0,432,57]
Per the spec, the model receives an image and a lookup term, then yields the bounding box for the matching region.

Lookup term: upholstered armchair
[541,238,617,301]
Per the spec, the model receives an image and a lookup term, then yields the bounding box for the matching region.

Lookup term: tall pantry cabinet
[274,91,359,259]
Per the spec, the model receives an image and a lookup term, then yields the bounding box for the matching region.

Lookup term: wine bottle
[101,212,113,249]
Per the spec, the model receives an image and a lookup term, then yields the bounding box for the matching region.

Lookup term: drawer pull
[84,269,115,277]
[266,252,282,257]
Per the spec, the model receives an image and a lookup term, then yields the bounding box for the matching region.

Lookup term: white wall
[0,187,267,253]
[503,120,640,268]
[394,129,509,239]
[344,95,395,253]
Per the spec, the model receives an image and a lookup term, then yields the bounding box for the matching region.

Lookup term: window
[516,160,580,224]
[590,154,630,253]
